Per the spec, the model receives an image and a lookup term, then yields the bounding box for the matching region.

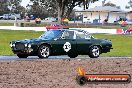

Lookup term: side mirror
[91,36,94,39]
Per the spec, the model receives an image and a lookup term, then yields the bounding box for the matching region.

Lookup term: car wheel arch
[37,43,52,52]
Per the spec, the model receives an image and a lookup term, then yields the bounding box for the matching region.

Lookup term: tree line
[0,0,24,15]
[0,0,131,22]
[0,0,99,18]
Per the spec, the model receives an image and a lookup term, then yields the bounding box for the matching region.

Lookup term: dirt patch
[0,58,131,88]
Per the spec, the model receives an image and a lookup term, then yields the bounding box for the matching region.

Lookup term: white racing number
[63,42,71,52]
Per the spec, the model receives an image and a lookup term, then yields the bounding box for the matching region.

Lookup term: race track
[0,57,131,88]
[0,56,132,61]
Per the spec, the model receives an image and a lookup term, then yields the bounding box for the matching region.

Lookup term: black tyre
[38,45,51,58]
[68,54,78,58]
[76,76,87,86]
[89,46,100,58]
[17,54,28,58]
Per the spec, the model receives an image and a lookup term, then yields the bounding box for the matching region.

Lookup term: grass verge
[0,23,14,26]
[0,30,132,56]
[94,34,132,57]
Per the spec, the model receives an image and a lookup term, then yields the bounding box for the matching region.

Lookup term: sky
[21,0,131,11]
[21,0,30,7]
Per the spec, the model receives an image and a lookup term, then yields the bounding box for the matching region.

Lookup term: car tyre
[76,76,87,86]
[129,31,132,35]
[68,54,78,58]
[17,54,28,58]
[38,45,51,58]
[89,46,100,58]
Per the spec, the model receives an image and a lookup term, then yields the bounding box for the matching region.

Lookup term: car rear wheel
[89,46,100,58]
[17,54,28,58]
[68,54,78,58]
[38,45,50,58]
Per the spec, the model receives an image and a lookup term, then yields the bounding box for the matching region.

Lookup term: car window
[39,30,62,40]
[85,33,91,39]
[61,31,74,39]
[76,31,91,39]
[76,31,85,39]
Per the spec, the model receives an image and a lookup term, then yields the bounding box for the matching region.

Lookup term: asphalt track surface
[0,56,132,61]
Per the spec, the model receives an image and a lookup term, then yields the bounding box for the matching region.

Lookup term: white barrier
[0,26,117,34]
[70,28,117,34]
[0,26,47,31]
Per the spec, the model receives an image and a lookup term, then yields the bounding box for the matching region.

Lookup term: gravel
[0,58,131,88]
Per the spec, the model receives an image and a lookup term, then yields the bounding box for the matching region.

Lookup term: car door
[75,31,92,54]
[51,30,76,55]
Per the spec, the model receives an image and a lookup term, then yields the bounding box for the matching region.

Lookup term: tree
[52,0,99,23]
[126,0,132,9]
[0,0,24,16]
[57,0,83,21]
[29,0,57,19]
[7,0,23,13]
[30,0,98,23]
[0,0,9,15]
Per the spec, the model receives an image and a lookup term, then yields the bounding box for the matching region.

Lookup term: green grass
[0,30,132,56]
[93,34,132,57]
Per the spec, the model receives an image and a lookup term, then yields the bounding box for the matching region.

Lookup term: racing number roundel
[63,42,71,52]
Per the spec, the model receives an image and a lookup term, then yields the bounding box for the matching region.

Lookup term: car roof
[51,28,86,32]
[54,29,89,34]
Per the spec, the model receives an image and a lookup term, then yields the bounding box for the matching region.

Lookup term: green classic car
[10,29,113,58]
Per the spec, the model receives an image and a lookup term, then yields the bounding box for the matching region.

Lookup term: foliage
[30,0,99,22]
[7,0,24,13]
[126,0,132,9]
[0,0,10,15]
[29,0,56,18]
[0,0,24,14]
